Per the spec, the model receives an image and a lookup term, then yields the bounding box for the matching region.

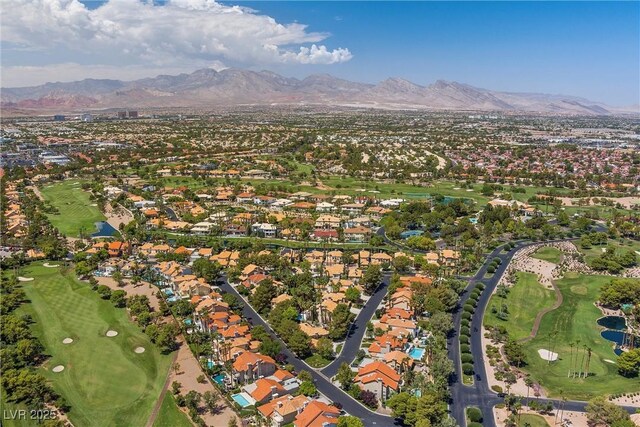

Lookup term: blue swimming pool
[162,288,174,296]
[167,296,178,302]
[231,393,252,408]
[212,373,225,384]
[184,319,193,325]
[408,347,425,360]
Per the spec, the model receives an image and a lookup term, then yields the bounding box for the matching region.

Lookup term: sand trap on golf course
[106,330,118,337]
[538,349,558,361]
[62,338,74,344]
[134,347,145,354]
[604,359,616,364]
[18,276,34,282]
[90,203,98,206]
[43,263,60,268]
[52,365,65,373]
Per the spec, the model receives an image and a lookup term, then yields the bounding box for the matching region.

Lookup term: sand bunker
[52,365,65,373]
[134,347,146,354]
[604,359,616,364]
[62,338,74,344]
[538,349,558,361]
[43,263,60,268]
[90,203,98,206]
[18,276,34,282]
[106,330,118,337]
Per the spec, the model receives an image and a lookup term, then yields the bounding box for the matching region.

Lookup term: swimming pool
[212,373,225,384]
[408,347,425,360]
[231,393,254,408]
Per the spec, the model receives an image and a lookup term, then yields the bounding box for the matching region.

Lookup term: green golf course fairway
[17,263,173,427]
[521,272,638,400]
[153,394,192,427]
[484,271,557,341]
[39,180,106,237]
[518,414,550,427]
[530,247,563,264]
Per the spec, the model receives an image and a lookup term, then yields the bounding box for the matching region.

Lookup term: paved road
[321,273,391,378]
[449,237,636,427]
[218,276,401,426]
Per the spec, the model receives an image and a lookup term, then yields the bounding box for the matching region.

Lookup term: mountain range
[1,68,636,115]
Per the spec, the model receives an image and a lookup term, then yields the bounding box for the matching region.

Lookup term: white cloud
[1,0,352,66]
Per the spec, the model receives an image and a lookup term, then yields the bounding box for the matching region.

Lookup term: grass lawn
[484,272,556,341]
[0,393,33,427]
[518,414,550,427]
[521,272,639,400]
[152,394,192,427]
[39,180,106,237]
[305,354,332,368]
[16,263,173,427]
[530,247,563,264]
[577,238,640,265]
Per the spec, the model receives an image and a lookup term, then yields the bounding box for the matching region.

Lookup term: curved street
[219,228,634,427]
[218,275,401,426]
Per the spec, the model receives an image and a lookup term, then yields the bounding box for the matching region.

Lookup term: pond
[597,315,626,331]
[91,221,119,238]
[600,329,640,357]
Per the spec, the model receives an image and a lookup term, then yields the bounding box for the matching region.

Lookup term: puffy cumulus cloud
[1,0,352,66]
[282,44,353,64]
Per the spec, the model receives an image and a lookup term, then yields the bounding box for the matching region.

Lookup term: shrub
[468,423,483,427]
[461,319,470,328]
[462,312,472,320]
[460,326,470,336]
[463,305,475,314]
[491,385,503,394]
[466,407,483,423]
[460,344,471,353]
[462,363,474,375]
[487,266,496,274]
[461,354,474,364]
[477,283,485,291]
[459,336,470,345]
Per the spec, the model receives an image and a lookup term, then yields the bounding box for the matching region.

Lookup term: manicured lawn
[521,272,639,400]
[577,238,640,265]
[17,263,173,427]
[518,414,550,427]
[530,247,563,264]
[39,180,106,237]
[484,272,556,341]
[0,393,33,427]
[305,354,332,368]
[152,394,192,427]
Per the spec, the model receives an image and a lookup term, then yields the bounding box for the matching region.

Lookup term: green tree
[329,303,355,340]
[298,380,317,396]
[337,416,364,427]
[251,279,277,314]
[316,337,334,359]
[288,329,312,358]
[336,362,355,390]
[616,348,640,377]
[585,396,631,426]
[362,264,382,295]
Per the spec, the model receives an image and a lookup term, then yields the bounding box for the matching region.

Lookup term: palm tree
[579,345,587,378]
[584,347,592,378]
[524,375,534,407]
[568,342,574,377]
[573,339,581,378]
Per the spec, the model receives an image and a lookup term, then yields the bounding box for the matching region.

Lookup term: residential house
[293,401,340,427]
[354,361,401,402]
[232,351,277,384]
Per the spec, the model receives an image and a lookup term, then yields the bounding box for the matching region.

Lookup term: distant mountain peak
[1,67,631,115]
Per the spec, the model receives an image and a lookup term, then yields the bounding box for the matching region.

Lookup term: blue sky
[2,1,638,105]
